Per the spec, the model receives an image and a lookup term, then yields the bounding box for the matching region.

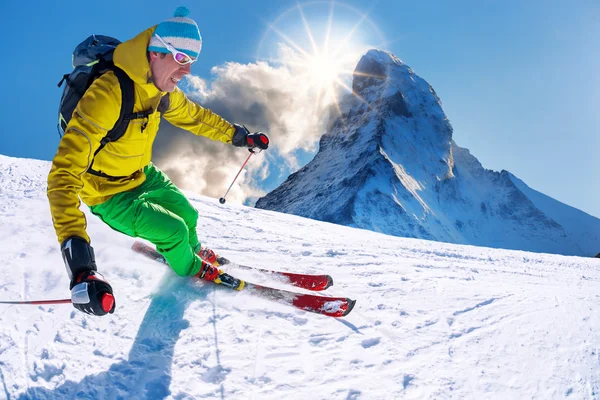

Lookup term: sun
[306,51,341,90]
[278,40,355,105]
[257,1,386,110]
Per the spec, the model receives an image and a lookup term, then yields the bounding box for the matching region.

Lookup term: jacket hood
[113,26,161,96]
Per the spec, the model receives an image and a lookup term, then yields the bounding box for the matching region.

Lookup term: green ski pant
[90,163,203,277]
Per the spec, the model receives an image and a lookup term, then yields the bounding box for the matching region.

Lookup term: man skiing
[47,7,269,316]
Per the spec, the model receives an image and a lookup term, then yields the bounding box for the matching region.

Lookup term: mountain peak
[256,49,600,257]
[352,49,407,96]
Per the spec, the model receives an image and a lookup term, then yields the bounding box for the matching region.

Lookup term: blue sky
[1,0,599,217]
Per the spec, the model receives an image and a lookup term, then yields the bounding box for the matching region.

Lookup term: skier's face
[149,52,192,92]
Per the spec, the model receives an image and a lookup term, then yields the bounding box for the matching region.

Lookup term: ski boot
[197,259,245,291]
[198,247,219,265]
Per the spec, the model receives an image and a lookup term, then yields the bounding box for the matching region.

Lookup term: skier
[48,7,269,316]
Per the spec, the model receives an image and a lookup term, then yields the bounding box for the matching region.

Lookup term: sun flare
[258,1,386,111]
[306,51,341,89]
[281,43,356,105]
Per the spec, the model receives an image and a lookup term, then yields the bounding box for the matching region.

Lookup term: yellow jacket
[48,26,236,244]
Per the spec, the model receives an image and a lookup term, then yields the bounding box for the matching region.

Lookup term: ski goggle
[154,34,197,65]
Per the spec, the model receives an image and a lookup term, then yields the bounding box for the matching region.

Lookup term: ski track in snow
[0,155,600,399]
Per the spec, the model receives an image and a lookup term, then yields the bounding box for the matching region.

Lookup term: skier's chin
[161,81,177,93]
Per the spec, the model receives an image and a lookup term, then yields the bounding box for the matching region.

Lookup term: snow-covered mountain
[255,50,600,257]
[1,153,600,399]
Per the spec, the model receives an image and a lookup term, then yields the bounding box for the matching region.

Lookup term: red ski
[244,283,355,317]
[131,241,355,317]
[132,241,332,291]
[216,255,332,291]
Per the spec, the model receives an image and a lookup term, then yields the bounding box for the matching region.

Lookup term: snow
[1,153,600,399]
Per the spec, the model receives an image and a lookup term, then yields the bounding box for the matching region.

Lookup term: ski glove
[232,124,269,153]
[61,237,115,316]
[61,236,96,279]
[70,271,116,316]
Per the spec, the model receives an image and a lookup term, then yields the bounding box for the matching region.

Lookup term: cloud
[152,44,362,205]
[152,120,268,205]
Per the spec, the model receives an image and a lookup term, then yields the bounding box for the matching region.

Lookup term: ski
[132,241,332,291]
[131,241,355,317]
[216,255,333,291]
[243,282,355,317]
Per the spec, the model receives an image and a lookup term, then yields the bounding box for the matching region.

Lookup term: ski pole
[219,151,254,204]
[0,299,71,305]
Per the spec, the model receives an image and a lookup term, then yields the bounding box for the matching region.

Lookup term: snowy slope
[1,153,600,400]
[255,50,600,257]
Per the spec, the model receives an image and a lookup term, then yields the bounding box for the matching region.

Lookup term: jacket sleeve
[162,88,236,143]
[47,72,121,244]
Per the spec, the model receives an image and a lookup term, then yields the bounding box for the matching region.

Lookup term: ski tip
[324,275,334,290]
[342,298,356,316]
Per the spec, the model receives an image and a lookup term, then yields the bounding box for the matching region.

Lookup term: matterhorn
[256,50,600,257]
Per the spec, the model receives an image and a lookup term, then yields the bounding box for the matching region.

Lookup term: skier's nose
[180,63,191,74]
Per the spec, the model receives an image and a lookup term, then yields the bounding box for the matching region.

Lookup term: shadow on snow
[18,274,221,400]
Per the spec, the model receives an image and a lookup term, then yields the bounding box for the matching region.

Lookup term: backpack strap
[87,64,153,180]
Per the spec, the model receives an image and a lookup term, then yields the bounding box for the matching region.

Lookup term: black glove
[232,124,269,153]
[61,237,115,316]
[70,270,116,316]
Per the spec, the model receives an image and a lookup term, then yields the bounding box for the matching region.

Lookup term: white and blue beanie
[148,7,202,58]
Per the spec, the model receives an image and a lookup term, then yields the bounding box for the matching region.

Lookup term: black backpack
[57,35,154,179]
